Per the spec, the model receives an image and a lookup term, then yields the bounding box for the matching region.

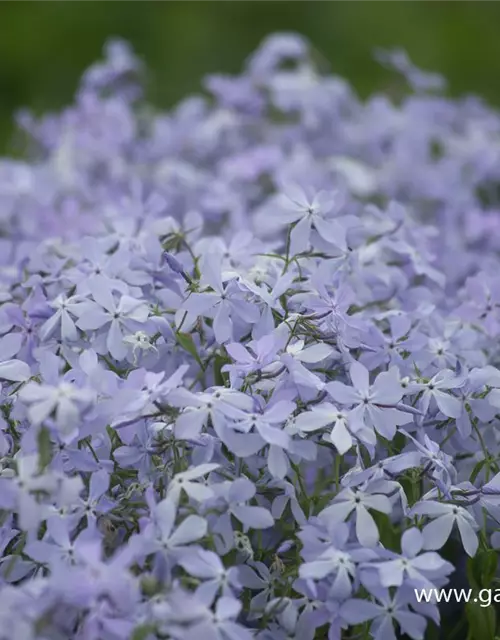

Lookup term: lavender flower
[1,33,500,639]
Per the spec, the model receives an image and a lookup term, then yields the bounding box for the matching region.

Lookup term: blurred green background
[1,2,500,153]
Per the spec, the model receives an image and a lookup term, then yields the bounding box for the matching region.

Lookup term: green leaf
[140,575,160,597]
[473,549,498,587]
[399,467,423,506]
[424,621,443,640]
[370,512,400,551]
[176,332,204,369]
[37,426,52,472]
[467,556,480,591]
[470,458,488,484]
[131,624,156,640]
[213,354,230,387]
[467,550,498,591]
[466,600,496,640]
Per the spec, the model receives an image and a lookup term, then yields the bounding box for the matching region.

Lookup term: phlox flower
[410,500,479,557]
[320,485,393,547]
[19,379,94,441]
[75,276,149,360]
[326,361,412,439]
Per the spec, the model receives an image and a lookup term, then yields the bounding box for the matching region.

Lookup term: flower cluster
[1,34,500,640]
